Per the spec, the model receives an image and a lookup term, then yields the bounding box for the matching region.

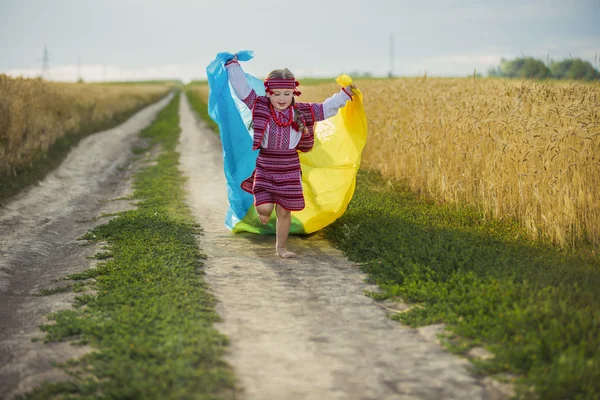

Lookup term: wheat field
[0,75,170,174]
[300,77,600,247]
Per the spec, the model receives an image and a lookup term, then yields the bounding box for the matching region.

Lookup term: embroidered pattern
[266,121,291,149]
[241,149,305,211]
[239,94,331,209]
[311,103,325,121]
[242,91,258,110]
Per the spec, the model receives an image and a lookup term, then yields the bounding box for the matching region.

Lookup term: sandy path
[0,94,172,398]
[178,94,505,400]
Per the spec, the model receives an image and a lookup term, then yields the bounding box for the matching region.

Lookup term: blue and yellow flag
[206,50,367,234]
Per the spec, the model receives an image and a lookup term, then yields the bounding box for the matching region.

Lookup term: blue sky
[0,0,598,82]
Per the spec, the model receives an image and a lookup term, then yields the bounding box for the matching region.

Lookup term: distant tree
[491,56,599,80]
[562,59,599,80]
[487,63,503,77]
[549,59,600,80]
[550,59,572,79]
[499,57,549,79]
[499,58,525,78]
[520,58,549,79]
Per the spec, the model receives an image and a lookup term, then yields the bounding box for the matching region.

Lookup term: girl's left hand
[345,85,357,94]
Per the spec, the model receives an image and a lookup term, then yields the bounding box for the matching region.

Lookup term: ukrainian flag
[206,50,367,234]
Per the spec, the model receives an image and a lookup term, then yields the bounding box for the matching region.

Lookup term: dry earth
[0,92,512,400]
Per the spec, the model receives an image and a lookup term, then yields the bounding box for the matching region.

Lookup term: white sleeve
[323,89,352,119]
[225,62,252,100]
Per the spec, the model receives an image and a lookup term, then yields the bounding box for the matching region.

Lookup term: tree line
[488,56,600,80]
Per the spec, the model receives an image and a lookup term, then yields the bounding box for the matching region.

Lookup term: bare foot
[258,214,270,225]
[276,247,296,258]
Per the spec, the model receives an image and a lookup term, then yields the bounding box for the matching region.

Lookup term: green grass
[324,170,600,399]
[0,92,170,204]
[36,285,72,296]
[20,94,235,400]
[131,144,151,155]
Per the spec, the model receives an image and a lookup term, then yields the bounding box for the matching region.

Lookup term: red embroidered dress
[226,61,352,211]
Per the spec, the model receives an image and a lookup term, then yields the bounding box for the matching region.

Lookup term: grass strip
[20,93,235,400]
[324,170,600,399]
[0,91,170,204]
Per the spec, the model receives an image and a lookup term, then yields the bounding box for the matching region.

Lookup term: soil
[0,93,512,400]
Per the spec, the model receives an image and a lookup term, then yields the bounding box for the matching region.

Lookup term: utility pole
[78,54,82,82]
[388,33,394,78]
[41,45,51,80]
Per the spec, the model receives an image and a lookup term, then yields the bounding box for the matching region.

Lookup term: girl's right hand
[225,54,238,66]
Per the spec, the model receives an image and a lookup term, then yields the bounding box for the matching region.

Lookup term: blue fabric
[206,50,266,229]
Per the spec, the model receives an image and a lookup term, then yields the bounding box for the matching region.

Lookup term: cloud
[542,37,600,61]
[1,62,207,83]
[412,0,574,23]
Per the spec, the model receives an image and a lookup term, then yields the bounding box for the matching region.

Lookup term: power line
[389,33,394,78]
[78,54,82,82]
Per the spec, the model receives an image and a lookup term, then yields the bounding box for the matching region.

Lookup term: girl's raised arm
[311,86,355,122]
[225,55,257,109]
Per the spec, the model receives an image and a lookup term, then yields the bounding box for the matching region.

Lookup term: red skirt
[241,148,305,211]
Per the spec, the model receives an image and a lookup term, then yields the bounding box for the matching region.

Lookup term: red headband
[264,78,301,96]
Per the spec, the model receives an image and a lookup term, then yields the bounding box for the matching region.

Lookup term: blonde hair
[266,68,307,133]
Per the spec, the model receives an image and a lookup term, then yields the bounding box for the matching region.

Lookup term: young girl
[225,54,356,258]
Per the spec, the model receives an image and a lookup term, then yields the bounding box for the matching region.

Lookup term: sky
[0,0,598,82]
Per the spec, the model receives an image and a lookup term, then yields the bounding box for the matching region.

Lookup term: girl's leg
[255,203,274,225]
[275,205,296,258]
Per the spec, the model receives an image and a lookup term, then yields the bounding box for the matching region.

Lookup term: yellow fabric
[294,75,368,234]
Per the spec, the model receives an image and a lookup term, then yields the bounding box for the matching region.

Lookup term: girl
[225,53,356,258]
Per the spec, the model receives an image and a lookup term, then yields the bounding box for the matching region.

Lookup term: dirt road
[0,94,172,398]
[0,93,508,399]
[177,94,507,400]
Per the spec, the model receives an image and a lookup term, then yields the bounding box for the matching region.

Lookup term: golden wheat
[0,75,170,174]
[299,78,600,247]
